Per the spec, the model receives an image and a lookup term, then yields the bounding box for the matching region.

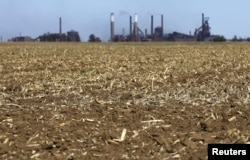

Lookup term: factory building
[7,13,220,42]
[37,17,81,42]
[8,36,34,42]
[9,17,81,42]
[110,13,216,42]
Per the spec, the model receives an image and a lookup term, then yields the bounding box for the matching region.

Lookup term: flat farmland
[0,42,249,159]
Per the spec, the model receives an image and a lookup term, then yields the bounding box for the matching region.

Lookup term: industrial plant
[8,17,81,42]
[7,13,222,42]
[110,13,218,42]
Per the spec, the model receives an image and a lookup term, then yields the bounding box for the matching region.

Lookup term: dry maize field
[0,42,250,159]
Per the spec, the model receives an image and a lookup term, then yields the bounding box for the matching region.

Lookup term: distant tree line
[231,35,250,42]
[212,35,250,42]
[213,35,226,42]
[88,34,101,42]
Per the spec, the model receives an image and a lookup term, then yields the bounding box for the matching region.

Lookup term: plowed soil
[0,43,250,160]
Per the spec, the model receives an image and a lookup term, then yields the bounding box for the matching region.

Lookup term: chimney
[59,17,62,36]
[161,14,164,36]
[110,13,115,42]
[202,13,205,26]
[151,15,154,36]
[122,28,125,36]
[201,13,205,40]
[129,16,132,36]
[134,13,138,41]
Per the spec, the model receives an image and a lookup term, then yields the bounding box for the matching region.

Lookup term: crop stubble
[0,43,250,159]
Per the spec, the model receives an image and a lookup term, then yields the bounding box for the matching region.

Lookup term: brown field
[0,42,249,159]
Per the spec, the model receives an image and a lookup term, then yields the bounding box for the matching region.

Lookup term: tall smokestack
[134,13,138,41]
[202,13,205,26]
[122,28,125,36]
[201,13,205,40]
[151,15,154,36]
[129,16,132,36]
[59,17,62,35]
[161,14,164,36]
[110,13,115,42]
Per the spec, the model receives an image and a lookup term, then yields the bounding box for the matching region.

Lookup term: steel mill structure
[7,13,220,42]
[9,17,81,42]
[110,13,217,42]
[37,17,81,42]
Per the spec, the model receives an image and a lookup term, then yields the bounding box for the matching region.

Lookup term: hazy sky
[1,0,250,41]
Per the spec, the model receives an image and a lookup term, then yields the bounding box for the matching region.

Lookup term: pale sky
[0,0,249,41]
